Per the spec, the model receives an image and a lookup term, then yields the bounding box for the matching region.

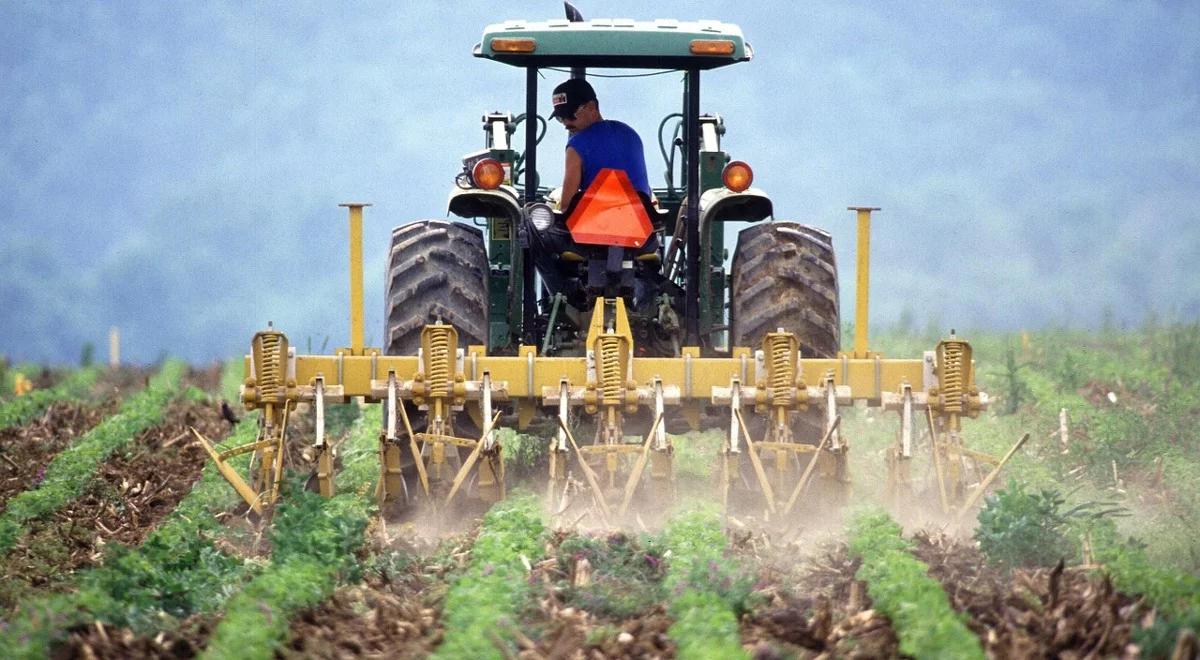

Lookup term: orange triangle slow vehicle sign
[566,168,654,248]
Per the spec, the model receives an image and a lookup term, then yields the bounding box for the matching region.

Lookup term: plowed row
[0,364,1184,659]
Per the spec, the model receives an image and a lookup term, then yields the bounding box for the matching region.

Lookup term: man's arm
[560,147,582,210]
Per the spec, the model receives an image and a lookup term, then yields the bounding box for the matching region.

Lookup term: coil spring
[597,334,623,405]
[426,327,452,396]
[940,341,965,413]
[769,334,794,408]
[257,333,282,403]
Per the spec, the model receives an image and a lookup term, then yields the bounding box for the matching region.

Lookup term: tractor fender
[446,185,523,222]
[699,187,773,224]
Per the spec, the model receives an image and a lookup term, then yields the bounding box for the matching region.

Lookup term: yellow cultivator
[201,204,1011,523]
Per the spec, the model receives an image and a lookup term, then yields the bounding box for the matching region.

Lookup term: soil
[93,366,154,398]
[520,530,677,659]
[741,539,900,659]
[911,531,1140,659]
[0,365,167,510]
[15,513,1179,660]
[277,531,460,660]
[0,398,229,609]
[741,529,1147,659]
[0,399,120,508]
[279,567,443,659]
[57,616,216,660]
[183,363,223,396]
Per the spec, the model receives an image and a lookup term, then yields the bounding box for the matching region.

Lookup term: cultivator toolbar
[200,221,1006,521]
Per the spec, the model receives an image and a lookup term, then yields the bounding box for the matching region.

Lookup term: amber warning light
[472,158,505,190]
[491,38,536,53]
[722,161,753,192]
[689,39,736,55]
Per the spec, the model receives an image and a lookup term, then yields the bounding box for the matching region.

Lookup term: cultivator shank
[196,326,294,514]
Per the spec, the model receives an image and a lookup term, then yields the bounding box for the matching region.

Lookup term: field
[0,324,1198,659]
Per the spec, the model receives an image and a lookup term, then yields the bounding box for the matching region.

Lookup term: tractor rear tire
[730,222,840,359]
[384,220,489,355]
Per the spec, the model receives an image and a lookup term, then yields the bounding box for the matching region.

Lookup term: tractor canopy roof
[475,18,752,69]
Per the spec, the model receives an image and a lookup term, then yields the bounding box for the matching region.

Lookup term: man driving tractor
[550,78,651,210]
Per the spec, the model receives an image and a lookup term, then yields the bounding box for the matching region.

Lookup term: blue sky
[1,1,1197,364]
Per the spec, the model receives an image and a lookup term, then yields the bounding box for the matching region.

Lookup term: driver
[550,78,651,210]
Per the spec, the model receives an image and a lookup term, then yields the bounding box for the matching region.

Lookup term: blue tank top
[567,120,651,196]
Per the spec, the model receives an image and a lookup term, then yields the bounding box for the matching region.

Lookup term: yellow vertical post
[340,203,371,355]
[108,326,120,368]
[849,207,880,358]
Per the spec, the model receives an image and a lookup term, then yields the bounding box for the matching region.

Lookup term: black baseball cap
[550,78,597,119]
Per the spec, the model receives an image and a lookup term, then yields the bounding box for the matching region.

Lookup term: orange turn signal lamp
[491,38,536,53]
[472,158,505,190]
[722,161,753,192]
[689,39,736,55]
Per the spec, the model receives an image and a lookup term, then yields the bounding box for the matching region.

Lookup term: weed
[1166,322,1200,383]
[672,430,723,479]
[1000,343,1031,414]
[584,623,619,646]
[976,480,1127,569]
[976,481,1073,568]
[496,427,548,479]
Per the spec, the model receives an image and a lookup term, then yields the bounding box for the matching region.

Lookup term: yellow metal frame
[241,352,943,406]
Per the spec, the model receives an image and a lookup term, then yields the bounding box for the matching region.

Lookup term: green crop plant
[848,510,984,660]
[658,506,750,660]
[0,366,99,431]
[198,493,370,660]
[0,411,260,659]
[0,361,183,555]
[433,493,547,660]
[200,406,380,660]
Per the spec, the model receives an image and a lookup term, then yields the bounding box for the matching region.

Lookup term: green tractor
[384,7,840,370]
[211,6,997,517]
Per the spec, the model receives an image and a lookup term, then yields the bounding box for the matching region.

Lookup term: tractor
[201,5,1016,524]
